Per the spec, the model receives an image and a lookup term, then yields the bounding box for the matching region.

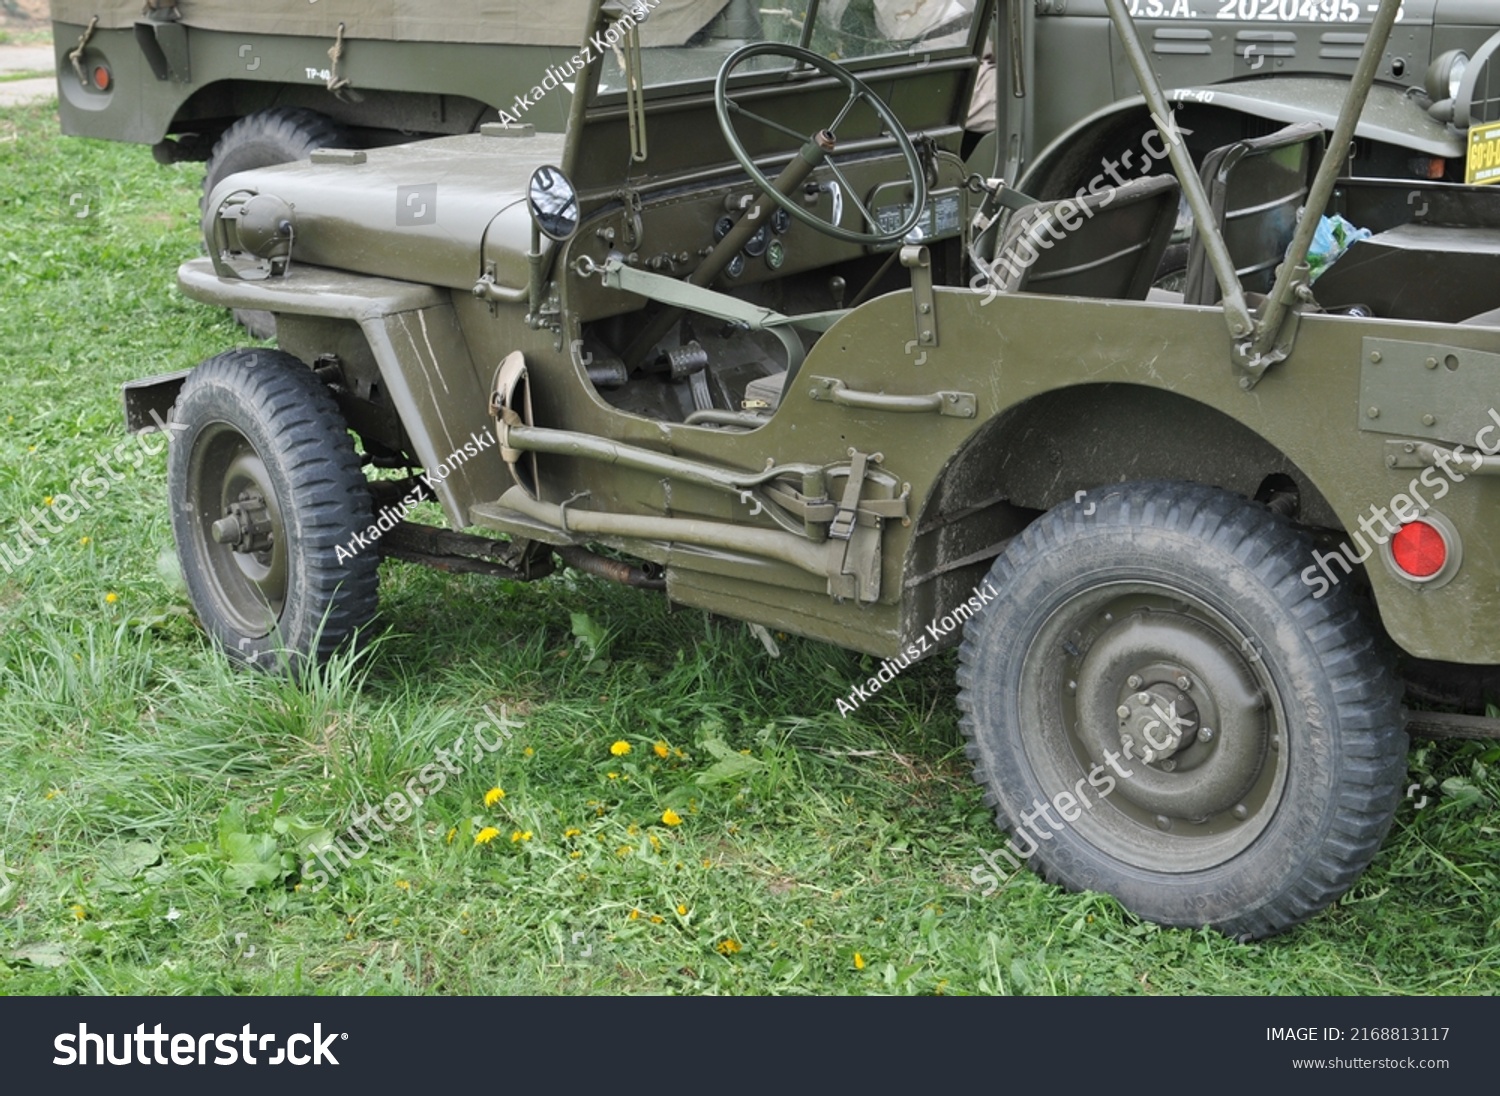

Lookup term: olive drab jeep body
[124,0,1500,938]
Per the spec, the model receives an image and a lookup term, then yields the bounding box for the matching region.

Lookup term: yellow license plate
[1466,120,1500,185]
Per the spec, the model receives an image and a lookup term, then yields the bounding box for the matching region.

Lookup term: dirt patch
[3,1,50,26]
[1,0,50,44]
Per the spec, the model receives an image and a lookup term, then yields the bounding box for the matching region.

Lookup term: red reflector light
[1391,521,1447,578]
[93,66,111,90]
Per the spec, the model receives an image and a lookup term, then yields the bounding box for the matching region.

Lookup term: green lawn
[1,99,1497,995]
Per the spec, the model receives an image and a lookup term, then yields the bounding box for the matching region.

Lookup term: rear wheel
[957,482,1407,939]
[167,348,379,676]
[202,108,348,340]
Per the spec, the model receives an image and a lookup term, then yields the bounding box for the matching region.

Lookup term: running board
[1404,710,1500,741]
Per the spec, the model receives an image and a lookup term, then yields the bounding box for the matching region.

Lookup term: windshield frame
[584,0,989,111]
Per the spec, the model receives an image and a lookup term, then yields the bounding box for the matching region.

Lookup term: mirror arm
[526,221,546,328]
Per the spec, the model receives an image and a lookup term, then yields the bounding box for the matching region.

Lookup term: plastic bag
[1305,214,1372,281]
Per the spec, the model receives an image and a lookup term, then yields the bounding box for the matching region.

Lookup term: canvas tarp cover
[52,0,723,48]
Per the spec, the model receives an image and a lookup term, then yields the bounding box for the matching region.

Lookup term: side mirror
[527,165,580,242]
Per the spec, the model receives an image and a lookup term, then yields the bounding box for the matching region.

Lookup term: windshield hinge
[901,245,937,354]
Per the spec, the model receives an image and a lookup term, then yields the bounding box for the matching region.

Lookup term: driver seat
[977,174,1181,300]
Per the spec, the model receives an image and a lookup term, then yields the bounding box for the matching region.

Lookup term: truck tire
[167,348,379,678]
[202,109,348,340]
[957,481,1407,939]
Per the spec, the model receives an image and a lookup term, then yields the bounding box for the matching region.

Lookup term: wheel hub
[211,491,275,554]
[1117,681,1199,764]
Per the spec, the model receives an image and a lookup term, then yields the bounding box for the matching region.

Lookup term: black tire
[957,482,1407,939]
[168,348,380,676]
[202,108,348,341]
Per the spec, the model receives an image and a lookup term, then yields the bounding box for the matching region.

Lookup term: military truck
[124,0,1500,938]
[52,0,1500,200]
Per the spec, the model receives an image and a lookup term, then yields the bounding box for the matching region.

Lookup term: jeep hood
[203,131,566,294]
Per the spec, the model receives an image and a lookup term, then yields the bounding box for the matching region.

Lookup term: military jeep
[126,0,1500,938]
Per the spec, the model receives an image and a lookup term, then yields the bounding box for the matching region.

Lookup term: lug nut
[1126,674,1143,689]
[1136,692,1151,704]
[1199,726,1214,742]
[1117,705,1131,719]
[1176,675,1192,690]
[1159,759,1176,772]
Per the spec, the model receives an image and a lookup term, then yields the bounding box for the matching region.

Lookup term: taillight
[92,65,111,91]
[1391,520,1448,579]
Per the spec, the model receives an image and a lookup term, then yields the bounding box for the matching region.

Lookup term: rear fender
[1019,82,1464,198]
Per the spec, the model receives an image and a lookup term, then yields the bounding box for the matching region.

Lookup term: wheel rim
[1020,581,1289,874]
[188,421,288,638]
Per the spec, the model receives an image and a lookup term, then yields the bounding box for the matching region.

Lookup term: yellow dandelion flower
[474,826,501,845]
[70,904,86,921]
[43,496,53,506]
[510,830,533,843]
[523,746,534,757]
[610,740,631,756]
[716,939,742,955]
[563,827,581,838]
[653,741,670,759]
[661,808,683,827]
[45,788,62,800]
[701,858,712,868]
[629,908,641,920]
[569,850,582,859]
[446,826,457,844]
[676,904,688,916]
[615,845,632,857]
[484,787,505,806]
[394,879,410,890]
[607,772,619,780]
[626,823,639,836]
[853,952,866,970]
[649,835,661,850]
[78,536,89,546]
[104,592,118,604]
[649,914,664,924]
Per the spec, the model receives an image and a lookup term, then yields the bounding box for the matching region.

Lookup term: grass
[0,98,1497,995]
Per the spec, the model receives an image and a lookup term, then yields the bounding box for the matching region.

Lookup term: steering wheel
[714,42,927,247]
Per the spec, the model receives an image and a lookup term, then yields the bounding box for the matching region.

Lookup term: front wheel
[167,348,380,676]
[957,482,1407,939]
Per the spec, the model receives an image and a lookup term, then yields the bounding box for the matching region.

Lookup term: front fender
[177,258,507,527]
